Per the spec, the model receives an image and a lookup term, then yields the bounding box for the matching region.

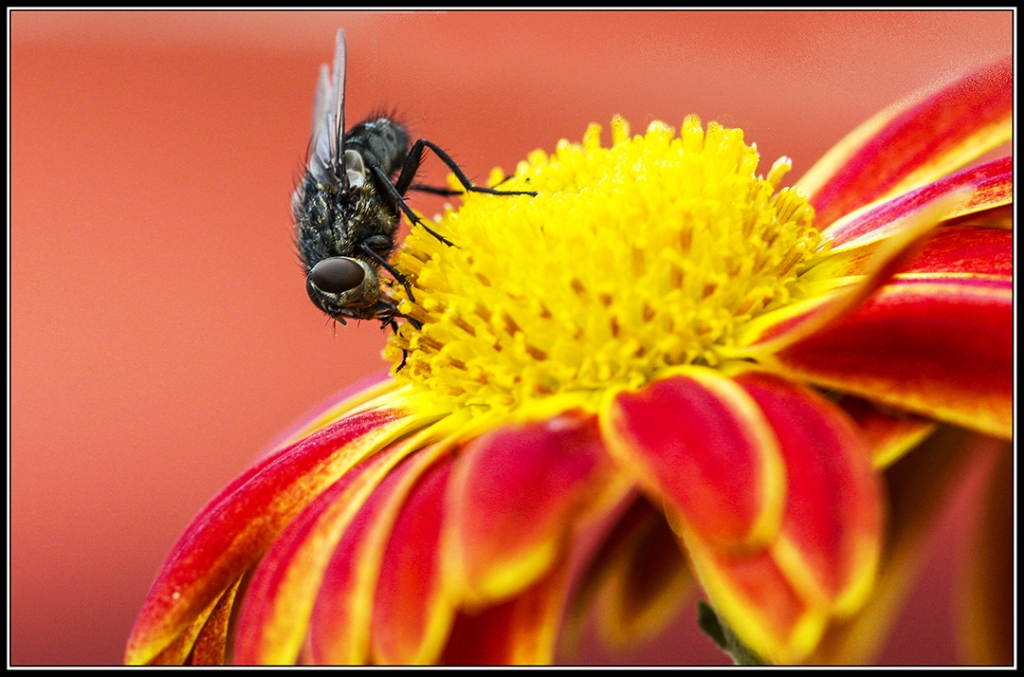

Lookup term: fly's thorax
[343,180,401,252]
[342,118,410,177]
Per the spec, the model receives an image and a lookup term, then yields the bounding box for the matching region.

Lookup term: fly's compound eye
[308,257,365,295]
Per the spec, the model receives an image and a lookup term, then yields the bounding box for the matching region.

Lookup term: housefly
[293,29,534,341]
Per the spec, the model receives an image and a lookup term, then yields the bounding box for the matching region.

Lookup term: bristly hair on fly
[292,29,536,348]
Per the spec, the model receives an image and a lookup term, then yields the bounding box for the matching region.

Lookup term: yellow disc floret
[385,116,822,413]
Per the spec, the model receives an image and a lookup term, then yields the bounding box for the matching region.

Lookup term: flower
[125,56,1011,665]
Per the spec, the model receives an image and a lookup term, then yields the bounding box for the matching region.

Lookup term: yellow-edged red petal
[766,275,1011,440]
[147,577,239,665]
[370,456,454,665]
[304,445,448,664]
[820,156,1012,250]
[186,575,241,665]
[440,556,573,665]
[686,535,827,664]
[124,404,424,665]
[797,57,1011,229]
[735,186,963,357]
[733,373,881,616]
[443,413,623,605]
[601,369,786,550]
[835,395,937,469]
[231,441,409,664]
[809,427,996,664]
[678,373,883,663]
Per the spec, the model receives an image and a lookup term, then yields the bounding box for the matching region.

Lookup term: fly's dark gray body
[294,30,535,337]
[294,117,408,325]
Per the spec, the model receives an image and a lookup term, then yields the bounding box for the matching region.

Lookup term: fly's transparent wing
[329,30,346,170]
[308,29,347,186]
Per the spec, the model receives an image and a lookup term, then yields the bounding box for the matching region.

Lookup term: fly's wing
[293,62,332,218]
[329,29,346,173]
[307,29,347,187]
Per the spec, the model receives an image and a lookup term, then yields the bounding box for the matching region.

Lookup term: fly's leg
[409,174,516,196]
[369,164,456,247]
[395,139,537,198]
[406,184,463,197]
[371,139,537,248]
[359,241,418,305]
[387,318,411,372]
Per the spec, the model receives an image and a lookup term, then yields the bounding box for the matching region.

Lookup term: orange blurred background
[10,11,1012,665]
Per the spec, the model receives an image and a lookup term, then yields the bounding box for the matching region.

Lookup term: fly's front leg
[359,241,418,304]
[387,317,416,372]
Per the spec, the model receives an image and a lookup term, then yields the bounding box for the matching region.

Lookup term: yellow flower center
[385,116,821,414]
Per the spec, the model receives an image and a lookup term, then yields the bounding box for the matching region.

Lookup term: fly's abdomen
[343,118,410,178]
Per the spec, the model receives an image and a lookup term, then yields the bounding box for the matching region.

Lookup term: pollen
[384,116,822,413]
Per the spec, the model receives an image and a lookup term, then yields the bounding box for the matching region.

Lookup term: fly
[293,29,534,348]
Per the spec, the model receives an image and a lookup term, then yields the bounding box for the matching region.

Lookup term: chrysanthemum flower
[126,56,1011,665]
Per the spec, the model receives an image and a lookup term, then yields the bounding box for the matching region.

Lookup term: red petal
[444,412,621,604]
[231,442,408,664]
[601,370,785,549]
[303,446,442,664]
[809,427,996,664]
[836,396,937,469]
[770,276,1012,439]
[440,556,573,665]
[687,536,827,664]
[734,373,882,614]
[147,583,231,665]
[798,57,1011,229]
[371,456,454,665]
[822,156,1012,249]
[897,224,1011,278]
[186,576,242,665]
[125,405,421,665]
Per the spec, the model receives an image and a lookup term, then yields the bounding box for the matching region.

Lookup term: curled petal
[735,187,963,356]
[734,373,882,616]
[443,412,624,605]
[186,576,242,665]
[601,368,786,550]
[766,276,1011,440]
[809,427,996,664]
[687,535,828,664]
[797,57,1011,228]
[683,373,883,664]
[821,156,1012,250]
[125,404,429,665]
[148,578,240,665]
[835,396,937,469]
